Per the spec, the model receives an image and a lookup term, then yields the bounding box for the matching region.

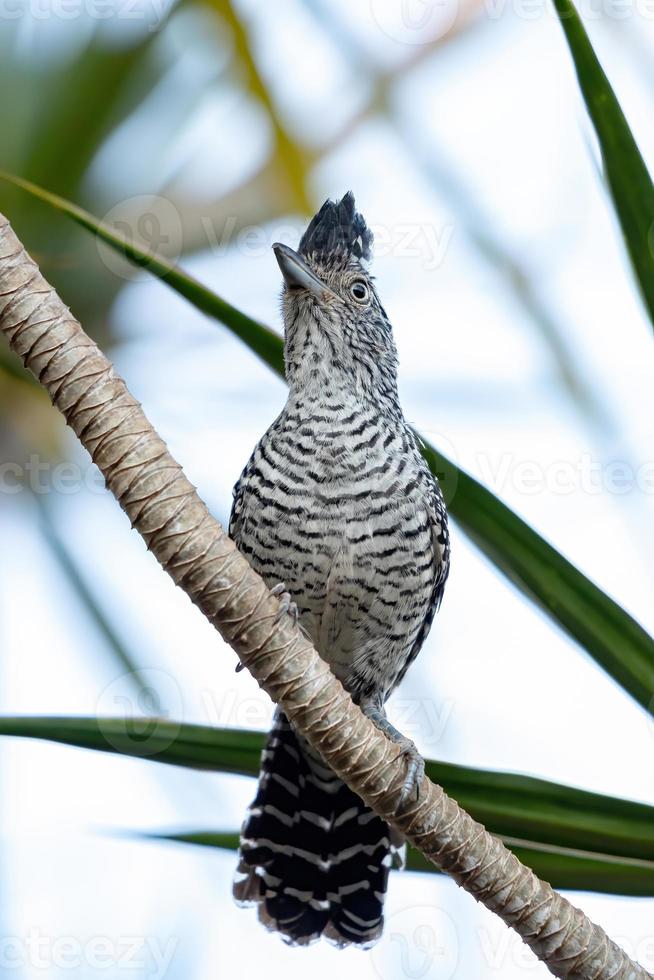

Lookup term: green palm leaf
[2,173,651,714]
[551,0,654,327]
[0,175,284,376]
[1,716,653,895]
[145,830,654,898]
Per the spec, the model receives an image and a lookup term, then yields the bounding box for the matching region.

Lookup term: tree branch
[0,212,648,980]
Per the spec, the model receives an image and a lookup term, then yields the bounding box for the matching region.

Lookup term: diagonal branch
[0,212,648,979]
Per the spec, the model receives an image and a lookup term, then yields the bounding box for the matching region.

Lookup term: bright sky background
[1,1,654,978]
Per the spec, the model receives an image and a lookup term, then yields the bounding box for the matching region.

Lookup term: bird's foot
[235,584,299,673]
[270,582,299,627]
[394,736,425,812]
[364,707,425,813]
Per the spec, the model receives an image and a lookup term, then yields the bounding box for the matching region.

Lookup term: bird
[230,191,450,948]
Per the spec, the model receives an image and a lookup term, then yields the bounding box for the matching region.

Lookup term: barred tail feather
[234,709,404,947]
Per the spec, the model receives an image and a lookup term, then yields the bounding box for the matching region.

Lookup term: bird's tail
[234,709,404,947]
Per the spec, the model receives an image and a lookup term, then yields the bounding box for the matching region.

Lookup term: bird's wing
[392,463,450,691]
[228,458,253,544]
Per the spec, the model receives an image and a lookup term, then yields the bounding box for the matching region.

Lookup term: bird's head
[273,192,399,406]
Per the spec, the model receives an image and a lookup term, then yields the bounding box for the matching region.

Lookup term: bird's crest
[299,192,373,266]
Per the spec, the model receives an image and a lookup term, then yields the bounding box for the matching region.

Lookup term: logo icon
[371,905,458,980]
[96,195,183,281]
[96,667,183,758]
[369,0,458,46]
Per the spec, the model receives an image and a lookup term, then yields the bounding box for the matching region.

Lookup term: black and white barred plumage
[230,192,450,947]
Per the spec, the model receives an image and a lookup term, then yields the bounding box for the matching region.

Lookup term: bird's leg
[269,582,299,626]
[235,583,300,672]
[361,704,425,812]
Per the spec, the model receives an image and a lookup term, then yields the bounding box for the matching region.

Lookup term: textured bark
[0,212,648,980]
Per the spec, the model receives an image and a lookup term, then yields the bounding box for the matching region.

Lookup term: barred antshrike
[231,192,450,947]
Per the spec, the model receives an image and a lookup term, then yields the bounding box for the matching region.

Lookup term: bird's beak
[273,243,335,299]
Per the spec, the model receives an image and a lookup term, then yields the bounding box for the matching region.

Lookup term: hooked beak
[273,243,336,299]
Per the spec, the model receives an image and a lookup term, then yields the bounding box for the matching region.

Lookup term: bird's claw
[363,706,425,814]
[270,582,299,627]
[395,736,425,813]
[235,584,299,673]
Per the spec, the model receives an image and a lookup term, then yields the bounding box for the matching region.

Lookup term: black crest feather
[299,192,373,265]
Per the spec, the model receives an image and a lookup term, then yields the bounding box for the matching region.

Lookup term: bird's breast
[233,400,438,691]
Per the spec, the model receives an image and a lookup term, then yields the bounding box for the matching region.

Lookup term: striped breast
[230,389,448,704]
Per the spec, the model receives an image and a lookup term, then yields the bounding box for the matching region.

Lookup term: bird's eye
[350,280,369,303]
